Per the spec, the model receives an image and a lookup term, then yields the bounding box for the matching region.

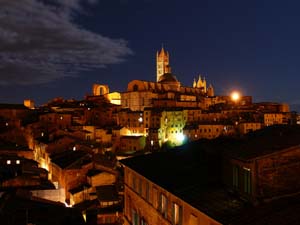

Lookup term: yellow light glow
[175,133,185,143]
[231,91,240,101]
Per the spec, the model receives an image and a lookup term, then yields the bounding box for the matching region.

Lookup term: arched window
[100,87,104,95]
[133,84,138,91]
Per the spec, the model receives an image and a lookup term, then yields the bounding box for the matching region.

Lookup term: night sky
[1,0,300,109]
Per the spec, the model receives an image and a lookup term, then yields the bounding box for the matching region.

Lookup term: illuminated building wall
[24,99,35,109]
[117,110,145,136]
[119,136,146,153]
[93,84,109,96]
[121,48,214,112]
[105,92,121,105]
[200,112,226,123]
[144,108,187,148]
[184,124,235,141]
[197,124,225,139]
[183,108,202,124]
[160,110,187,146]
[264,113,284,126]
[122,166,221,225]
[238,122,262,134]
[121,89,158,111]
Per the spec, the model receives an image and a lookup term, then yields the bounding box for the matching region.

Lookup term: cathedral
[156,47,212,94]
[120,47,215,111]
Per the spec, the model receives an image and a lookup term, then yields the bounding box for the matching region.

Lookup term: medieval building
[121,47,215,111]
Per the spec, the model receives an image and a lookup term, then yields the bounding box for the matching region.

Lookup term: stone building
[223,125,300,202]
[121,125,300,225]
[50,150,93,202]
[121,47,214,112]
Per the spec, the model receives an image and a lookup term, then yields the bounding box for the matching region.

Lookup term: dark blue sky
[1,0,300,108]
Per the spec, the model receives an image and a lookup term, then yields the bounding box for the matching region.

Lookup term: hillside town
[0,48,300,225]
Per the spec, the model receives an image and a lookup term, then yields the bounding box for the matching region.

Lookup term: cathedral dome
[158,73,179,83]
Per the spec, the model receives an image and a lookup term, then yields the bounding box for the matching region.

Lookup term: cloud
[0,0,132,85]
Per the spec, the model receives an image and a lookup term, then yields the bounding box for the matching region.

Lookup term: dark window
[132,209,139,225]
[146,182,150,201]
[244,168,251,194]
[133,84,139,91]
[132,176,136,191]
[100,87,104,95]
[138,178,142,195]
[232,165,239,188]
[141,218,148,225]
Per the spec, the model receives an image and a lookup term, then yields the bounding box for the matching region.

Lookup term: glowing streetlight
[175,133,185,143]
[231,91,241,102]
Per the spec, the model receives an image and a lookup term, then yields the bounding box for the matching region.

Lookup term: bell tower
[156,46,171,81]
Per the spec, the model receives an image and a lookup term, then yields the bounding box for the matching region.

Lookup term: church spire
[193,78,197,88]
[156,45,170,82]
[197,74,202,88]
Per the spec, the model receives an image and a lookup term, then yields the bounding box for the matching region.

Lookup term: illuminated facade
[156,47,171,82]
[92,83,121,105]
[193,75,207,92]
[122,166,221,225]
[100,47,293,151]
[159,110,187,146]
[121,47,214,112]
[238,122,262,134]
[24,99,35,109]
[264,113,284,126]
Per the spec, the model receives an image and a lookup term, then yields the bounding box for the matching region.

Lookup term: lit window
[172,203,182,225]
[159,193,168,218]
[6,160,11,165]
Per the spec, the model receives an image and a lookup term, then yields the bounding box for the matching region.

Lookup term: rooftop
[158,73,179,83]
[0,140,29,151]
[0,191,85,225]
[121,125,300,224]
[51,150,91,169]
[225,125,300,160]
[0,104,28,110]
